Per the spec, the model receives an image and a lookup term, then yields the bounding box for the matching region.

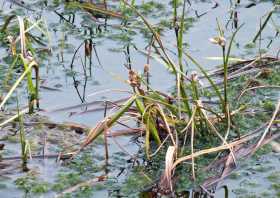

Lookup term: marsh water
[0,0,279,197]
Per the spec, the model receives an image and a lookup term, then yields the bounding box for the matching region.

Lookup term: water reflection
[69,38,102,103]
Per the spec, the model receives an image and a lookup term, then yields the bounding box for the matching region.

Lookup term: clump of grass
[74,2,280,195]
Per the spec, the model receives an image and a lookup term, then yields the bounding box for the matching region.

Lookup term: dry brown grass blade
[17,16,26,57]
[60,122,89,133]
[49,97,129,113]
[75,2,123,19]
[172,132,261,170]
[0,108,29,128]
[197,100,237,165]
[181,106,197,154]
[104,123,109,166]
[203,56,277,78]
[1,152,75,161]
[150,134,171,158]
[254,99,280,151]
[202,132,280,188]
[230,55,263,76]
[203,122,268,171]
[0,60,37,110]
[155,104,176,146]
[81,120,107,149]
[191,119,196,180]
[78,96,136,152]
[237,85,280,101]
[221,151,236,179]
[54,175,107,198]
[107,128,143,137]
[159,146,176,194]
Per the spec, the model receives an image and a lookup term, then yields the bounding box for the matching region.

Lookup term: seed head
[209,36,226,47]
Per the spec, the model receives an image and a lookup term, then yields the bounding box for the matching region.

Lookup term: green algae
[15,173,50,195]
[267,171,280,183]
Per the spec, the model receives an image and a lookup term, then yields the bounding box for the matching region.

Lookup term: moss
[74,185,94,198]
[68,152,103,174]
[159,19,171,29]
[261,100,275,112]
[260,191,272,197]
[15,173,50,195]
[6,135,19,143]
[237,194,258,198]
[272,183,280,192]
[253,144,273,159]
[30,182,50,194]
[267,171,280,183]
[251,164,274,172]
[244,42,256,49]
[228,172,242,180]
[52,172,82,192]
[233,188,248,195]
[92,183,106,191]
[242,180,260,188]
[120,167,153,195]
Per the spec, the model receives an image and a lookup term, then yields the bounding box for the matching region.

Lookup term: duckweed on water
[68,152,104,174]
[121,168,153,195]
[52,172,82,192]
[232,188,248,195]
[241,179,260,188]
[15,173,50,195]
[267,171,280,183]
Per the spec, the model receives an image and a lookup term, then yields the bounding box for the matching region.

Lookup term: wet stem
[222,45,228,115]
[176,0,192,117]
[17,97,28,171]
[173,0,177,26]
[19,114,28,171]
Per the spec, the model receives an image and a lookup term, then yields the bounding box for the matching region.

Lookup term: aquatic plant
[0,16,49,113]
[16,96,30,171]
[76,0,280,195]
